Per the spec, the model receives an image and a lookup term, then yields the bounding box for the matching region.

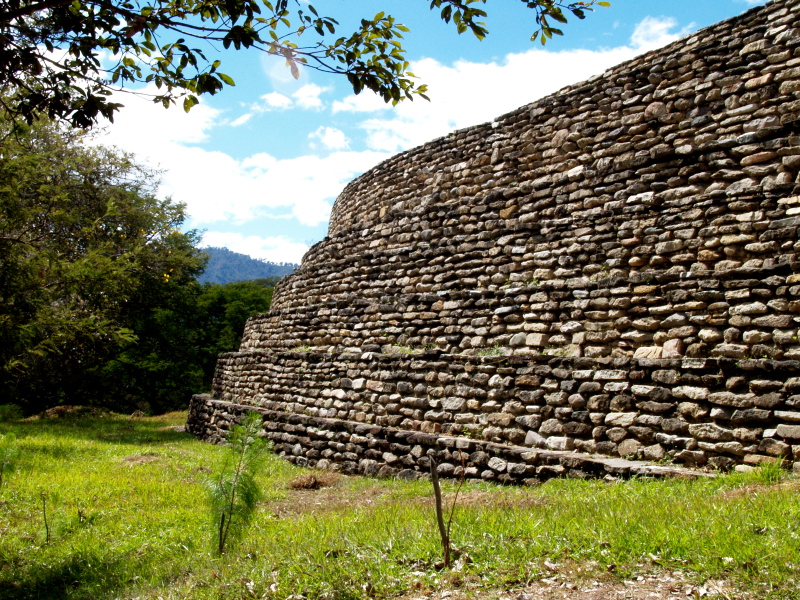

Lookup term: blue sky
[95,0,767,264]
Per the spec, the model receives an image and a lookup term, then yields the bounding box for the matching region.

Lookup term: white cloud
[201,232,309,264]
[259,92,293,110]
[337,48,636,153]
[157,145,389,227]
[230,113,253,127]
[96,85,221,148]
[630,16,692,52]
[91,86,390,230]
[292,84,330,110]
[332,91,391,114]
[243,86,328,115]
[309,126,349,150]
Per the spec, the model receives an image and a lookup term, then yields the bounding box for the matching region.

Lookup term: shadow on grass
[0,554,133,600]
[1,415,192,448]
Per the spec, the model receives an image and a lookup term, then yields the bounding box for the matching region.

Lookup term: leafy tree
[97,279,275,413]
[0,0,609,127]
[0,112,280,414]
[0,114,206,412]
[195,280,275,387]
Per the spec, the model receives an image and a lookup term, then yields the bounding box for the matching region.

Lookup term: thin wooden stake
[218,513,226,555]
[41,492,50,545]
[429,457,450,568]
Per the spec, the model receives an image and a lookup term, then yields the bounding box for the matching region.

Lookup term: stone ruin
[188,0,800,482]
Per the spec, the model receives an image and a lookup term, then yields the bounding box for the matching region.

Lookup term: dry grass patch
[122,453,160,465]
[288,471,341,490]
[266,477,389,517]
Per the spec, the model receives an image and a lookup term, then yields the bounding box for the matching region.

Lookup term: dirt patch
[26,405,111,420]
[266,479,388,517]
[717,480,800,499]
[397,569,748,600]
[122,453,159,465]
[266,478,546,518]
[440,490,546,510]
[158,425,187,433]
[288,472,341,490]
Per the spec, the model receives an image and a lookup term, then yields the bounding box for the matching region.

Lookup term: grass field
[0,411,799,599]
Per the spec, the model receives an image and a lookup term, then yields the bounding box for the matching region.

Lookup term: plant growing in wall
[207,412,270,554]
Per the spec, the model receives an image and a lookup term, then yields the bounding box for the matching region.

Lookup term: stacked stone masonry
[189,0,800,479]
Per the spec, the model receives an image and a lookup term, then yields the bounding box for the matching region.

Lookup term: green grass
[0,412,799,599]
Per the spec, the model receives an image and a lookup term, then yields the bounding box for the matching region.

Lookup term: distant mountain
[198,247,298,285]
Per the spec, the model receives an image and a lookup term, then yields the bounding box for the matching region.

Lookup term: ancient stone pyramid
[189,0,800,481]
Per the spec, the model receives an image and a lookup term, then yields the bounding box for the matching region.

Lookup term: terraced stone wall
[189,0,800,477]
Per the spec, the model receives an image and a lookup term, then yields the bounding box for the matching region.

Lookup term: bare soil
[26,405,112,419]
[397,569,749,600]
[122,453,160,465]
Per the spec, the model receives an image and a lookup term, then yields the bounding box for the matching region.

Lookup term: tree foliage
[99,279,275,413]
[0,116,204,409]
[0,114,279,414]
[0,0,609,127]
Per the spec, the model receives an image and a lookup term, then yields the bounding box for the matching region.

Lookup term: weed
[429,453,467,569]
[389,345,415,355]
[0,432,17,489]
[0,404,23,421]
[753,459,785,485]
[292,345,313,352]
[207,412,270,554]
[477,345,504,357]
[460,427,483,440]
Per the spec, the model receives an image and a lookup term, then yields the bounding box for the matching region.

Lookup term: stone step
[189,396,718,483]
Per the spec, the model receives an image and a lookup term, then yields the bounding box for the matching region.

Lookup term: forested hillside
[199,247,296,284]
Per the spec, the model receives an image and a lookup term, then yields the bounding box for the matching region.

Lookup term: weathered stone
[688,423,734,442]
[618,438,643,457]
[545,436,574,451]
[605,412,637,427]
[777,425,800,440]
[487,457,508,472]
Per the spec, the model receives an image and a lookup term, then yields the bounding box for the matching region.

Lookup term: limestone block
[605,412,637,427]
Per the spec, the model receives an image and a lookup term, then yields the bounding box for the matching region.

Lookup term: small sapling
[207,412,269,554]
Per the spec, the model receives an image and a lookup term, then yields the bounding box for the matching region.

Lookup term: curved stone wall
[190,0,800,479]
[327,0,800,239]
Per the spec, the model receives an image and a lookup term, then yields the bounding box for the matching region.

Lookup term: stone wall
[188,395,711,482]
[190,0,800,478]
[204,350,800,470]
